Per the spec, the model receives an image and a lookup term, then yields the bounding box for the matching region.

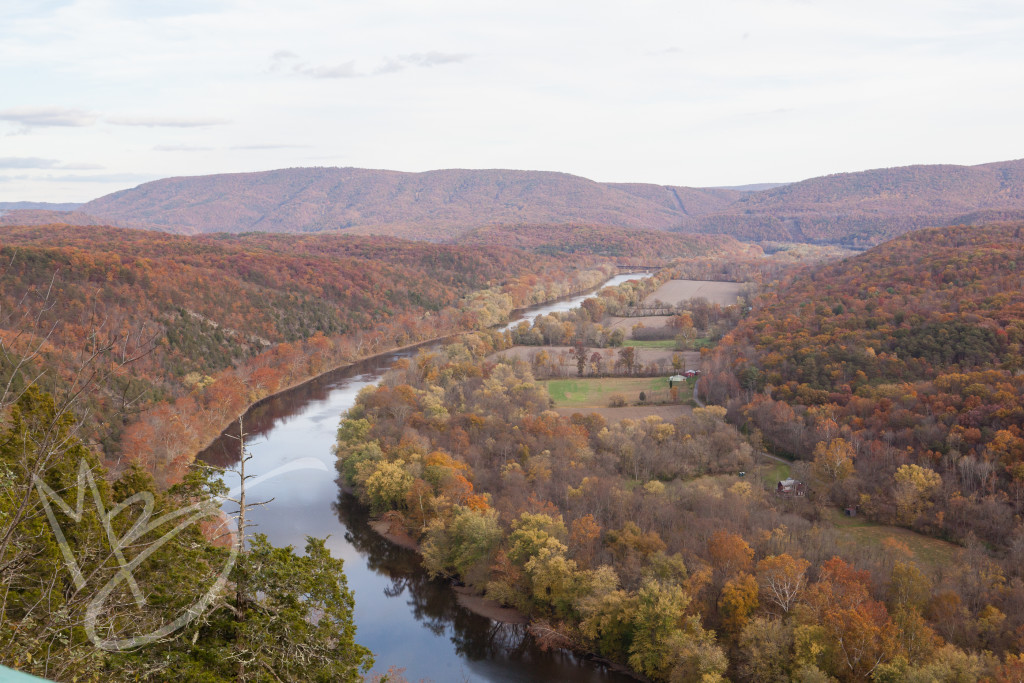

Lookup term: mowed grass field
[622,339,677,349]
[828,508,958,571]
[543,377,679,407]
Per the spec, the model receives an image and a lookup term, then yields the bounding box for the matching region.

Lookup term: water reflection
[334,492,633,681]
[197,275,650,681]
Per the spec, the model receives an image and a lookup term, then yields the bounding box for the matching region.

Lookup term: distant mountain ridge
[0,201,81,213]
[685,159,1024,246]
[7,159,1024,245]
[72,167,743,240]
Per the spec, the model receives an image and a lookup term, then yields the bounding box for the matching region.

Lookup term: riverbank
[363,512,644,682]
[194,269,655,682]
[194,332,461,459]
[195,272,646,461]
[365,518,529,625]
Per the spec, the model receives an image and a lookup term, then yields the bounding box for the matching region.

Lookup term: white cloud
[0,107,96,128]
[57,162,105,170]
[153,144,214,151]
[401,51,470,67]
[108,116,231,128]
[230,143,307,150]
[0,157,61,168]
[0,157,103,170]
[296,61,358,79]
[276,50,471,79]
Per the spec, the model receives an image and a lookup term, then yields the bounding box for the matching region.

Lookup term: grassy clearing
[762,461,791,483]
[828,508,959,571]
[543,377,676,407]
[622,339,677,349]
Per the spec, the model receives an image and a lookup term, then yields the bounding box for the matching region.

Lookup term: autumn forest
[3,163,1024,683]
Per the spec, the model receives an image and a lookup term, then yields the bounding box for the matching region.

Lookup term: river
[198,272,651,682]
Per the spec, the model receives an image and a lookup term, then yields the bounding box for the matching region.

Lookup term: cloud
[59,162,106,170]
[276,51,471,79]
[230,143,308,150]
[401,52,471,67]
[297,62,358,79]
[43,172,161,184]
[373,59,405,75]
[0,157,104,170]
[0,172,156,185]
[153,144,214,152]
[107,115,230,127]
[269,50,300,71]
[0,107,97,128]
[268,50,356,78]
[0,157,61,169]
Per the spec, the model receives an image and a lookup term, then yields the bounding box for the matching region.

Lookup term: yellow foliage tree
[811,437,856,483]
[893,464,942,525]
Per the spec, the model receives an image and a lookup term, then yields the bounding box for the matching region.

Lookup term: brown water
[198,274,650,682]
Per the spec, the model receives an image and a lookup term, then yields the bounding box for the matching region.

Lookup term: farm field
[622,339,676,348]
[543,376,673,406]
[643,279,746,306]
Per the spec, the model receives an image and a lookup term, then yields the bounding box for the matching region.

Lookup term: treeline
[455,223,758,263]
[335,332,1024,681]
[0,224,614,485]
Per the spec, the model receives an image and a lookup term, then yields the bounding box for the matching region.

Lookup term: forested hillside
[333,257,1024,681]
[0,224,624,483]
[714,223,1024,547]
[453,223,761,261]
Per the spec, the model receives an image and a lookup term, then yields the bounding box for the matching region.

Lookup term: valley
[3,173,1024,683]
[4,3,1023,681]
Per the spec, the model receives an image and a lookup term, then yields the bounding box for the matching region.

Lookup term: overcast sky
[1,0,1023,202]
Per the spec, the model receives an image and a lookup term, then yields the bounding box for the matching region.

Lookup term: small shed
[668,374,686,388]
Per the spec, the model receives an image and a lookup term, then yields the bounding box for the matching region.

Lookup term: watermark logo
[33,456,331,651]
[34,460,237,651]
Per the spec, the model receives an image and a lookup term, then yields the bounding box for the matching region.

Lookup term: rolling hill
[0,223,621,476]
[686,159,1024,246]
[7,159,1024,245]
[73,167,742,239]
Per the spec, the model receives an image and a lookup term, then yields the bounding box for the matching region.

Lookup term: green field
[542,377,675,407]
[828,508,958,570]
[762,460,791,483]
[622,339,677,349]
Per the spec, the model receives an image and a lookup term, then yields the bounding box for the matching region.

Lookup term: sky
[1,0,1023,202]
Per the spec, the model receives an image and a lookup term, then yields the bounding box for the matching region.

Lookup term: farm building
[776,478,806,497]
